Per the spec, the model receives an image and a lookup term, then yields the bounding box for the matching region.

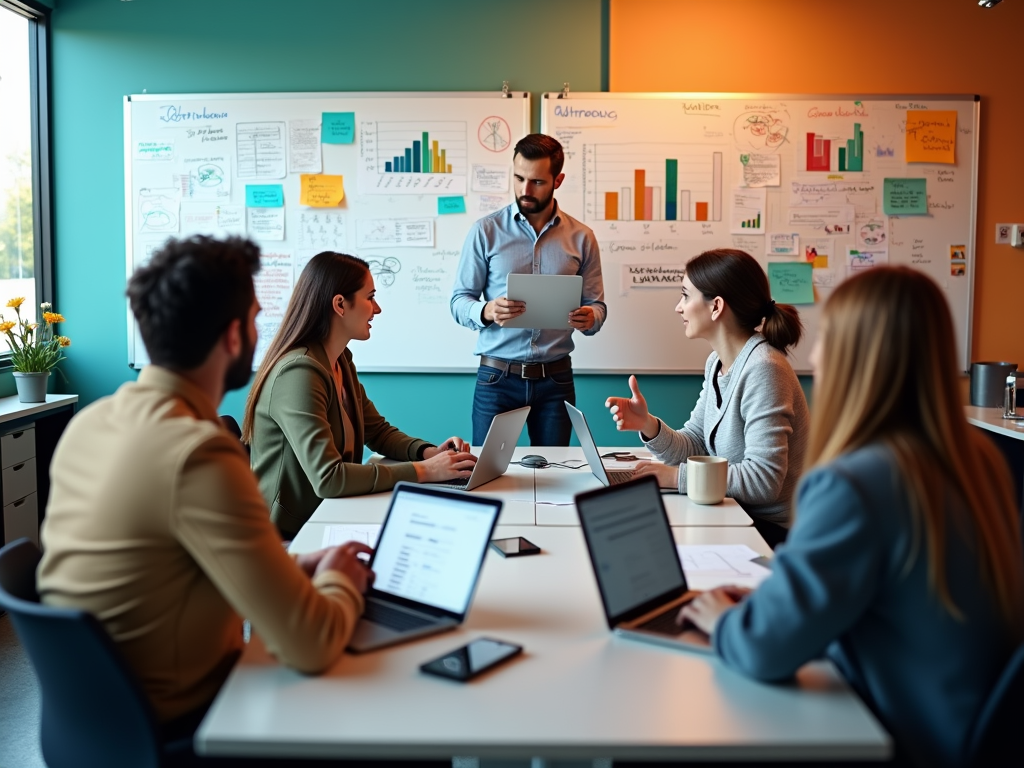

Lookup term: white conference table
[310,446,752,528]
[196,524,889,762]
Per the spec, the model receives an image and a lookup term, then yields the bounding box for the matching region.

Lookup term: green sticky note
[883,178,928,215]
[245,184,284,207]
[322,112,355,144]
[768,262,815,305]
[437,196,466,215]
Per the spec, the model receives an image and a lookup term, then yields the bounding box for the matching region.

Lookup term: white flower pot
[12,371,50,403]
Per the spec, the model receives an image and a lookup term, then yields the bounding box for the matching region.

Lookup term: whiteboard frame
[124,90,531,370]
[542,92,981,374]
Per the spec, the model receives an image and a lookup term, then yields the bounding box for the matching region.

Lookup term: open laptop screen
[370,487,499,614]
[577,476,688,621]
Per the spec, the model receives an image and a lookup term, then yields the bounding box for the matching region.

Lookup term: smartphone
[489,536,541,557]
[420,638,523,682]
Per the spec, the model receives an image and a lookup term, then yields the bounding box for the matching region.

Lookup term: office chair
[0,538,173,768]
[968,642,1024,767]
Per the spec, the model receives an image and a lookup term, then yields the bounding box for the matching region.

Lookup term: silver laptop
[428,406,530,491]
[564,401,649,488]
[576,475,711,653]
[503,273,583,329]
[347,483,502,653]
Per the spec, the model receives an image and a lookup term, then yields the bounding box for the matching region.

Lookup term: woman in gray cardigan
[243,252,476,537]
[680,267,1024,767]
[605,249,809,545]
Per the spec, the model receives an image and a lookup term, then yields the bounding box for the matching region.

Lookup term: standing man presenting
[451,134,606,446]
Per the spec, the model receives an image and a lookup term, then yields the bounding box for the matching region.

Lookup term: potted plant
[0,298,71,403]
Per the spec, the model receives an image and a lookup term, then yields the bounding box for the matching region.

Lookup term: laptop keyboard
[636,607,687,636]
[607,470,635,485]
[363,600,436,632]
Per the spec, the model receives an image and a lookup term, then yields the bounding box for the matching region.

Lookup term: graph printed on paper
[359,121,468,194]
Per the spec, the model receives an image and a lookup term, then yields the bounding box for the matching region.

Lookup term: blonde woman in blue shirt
[681,267,1024,767]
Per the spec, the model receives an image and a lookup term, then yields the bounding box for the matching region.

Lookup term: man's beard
[515,188,554,216]
[224,324,256,392]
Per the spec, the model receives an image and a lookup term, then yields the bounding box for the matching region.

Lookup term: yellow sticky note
[300,174,345,207]
[905,110,956,164]
[813,254,829,269]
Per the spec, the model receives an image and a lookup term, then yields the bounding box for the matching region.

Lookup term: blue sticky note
[767,262,815,305]
[437,196,467,215]
[245,184,284,208]
[322,112,355,144]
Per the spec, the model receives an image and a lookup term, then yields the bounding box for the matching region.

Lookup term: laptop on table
[576,475,711,653]
[347,482,502,653]
[564,401,672,491]
[428,406,530,491]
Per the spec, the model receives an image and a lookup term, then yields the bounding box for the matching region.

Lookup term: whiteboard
[543,93,980,373]
[123,91,531,370]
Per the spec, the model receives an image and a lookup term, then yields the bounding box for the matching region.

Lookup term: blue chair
[0,538,168,768]
[968,643,1024,767]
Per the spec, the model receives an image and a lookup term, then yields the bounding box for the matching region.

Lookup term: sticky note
[245,184,284,208]
[322,112,355,144]
[883,178,928,215]
[437,196,467,215]
[299,174,345,207]
[768,262,814,305]
[905,110,956,164]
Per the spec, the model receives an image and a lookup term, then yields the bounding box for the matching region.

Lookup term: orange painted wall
[610,0,1024,367]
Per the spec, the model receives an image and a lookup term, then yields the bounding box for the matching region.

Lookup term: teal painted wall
[49,0,811,447]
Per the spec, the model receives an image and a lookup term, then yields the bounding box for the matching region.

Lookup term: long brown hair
[241,252,370,443]
[686,248,803,353]
[809,266,1024,637]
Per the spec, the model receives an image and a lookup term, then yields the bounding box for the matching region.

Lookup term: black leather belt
[479,355,572,380]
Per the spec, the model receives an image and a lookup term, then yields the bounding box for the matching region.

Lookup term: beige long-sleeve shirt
[37,366,364,723]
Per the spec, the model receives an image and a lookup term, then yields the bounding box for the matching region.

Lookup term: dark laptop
[576,475,711,653]
[347,482,502,653]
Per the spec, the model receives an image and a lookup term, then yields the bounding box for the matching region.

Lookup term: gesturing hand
[483,297,526,326]
[605,375,659,437]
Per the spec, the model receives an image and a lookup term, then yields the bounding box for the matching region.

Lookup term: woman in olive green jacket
[243,252,475,537]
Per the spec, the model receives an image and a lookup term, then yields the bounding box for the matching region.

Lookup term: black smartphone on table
[420,637,523,682]
[489,536,541,557]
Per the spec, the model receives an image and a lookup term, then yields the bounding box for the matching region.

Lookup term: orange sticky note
[905,110,956,164]
[299,174,345,207]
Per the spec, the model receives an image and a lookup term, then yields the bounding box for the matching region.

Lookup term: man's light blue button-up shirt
[450,202,606,364]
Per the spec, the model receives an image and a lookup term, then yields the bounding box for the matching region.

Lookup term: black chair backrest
[219,414,249,456]
[969,643,1024,767]
[0,539,163,768]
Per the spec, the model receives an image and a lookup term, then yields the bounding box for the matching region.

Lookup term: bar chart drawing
[585,143,723,223]
[805,132,831,172]
[359,120,468,194]
[838,123,864,172]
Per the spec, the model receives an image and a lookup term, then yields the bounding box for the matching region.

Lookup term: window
[0,0,51,355]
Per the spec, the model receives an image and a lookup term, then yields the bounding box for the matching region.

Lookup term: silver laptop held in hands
[347,483,502,653]
[576,475,711,653]
[427,406,530,491]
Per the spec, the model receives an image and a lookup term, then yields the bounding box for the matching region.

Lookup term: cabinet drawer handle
[12,498,25,508]
[11,431,24,439]
[12,463,25,472]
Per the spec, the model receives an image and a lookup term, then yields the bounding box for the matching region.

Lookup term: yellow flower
[57,336,71,348]
[27,323,38,331]
[43,312,66,325]
[0,321,15,333]
[6,297,25,309]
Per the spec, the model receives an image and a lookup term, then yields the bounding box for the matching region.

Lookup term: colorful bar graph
[838,123,864,172]
[695,202,708,222]
[665,159,678,220]
[740,212,761,228]
[605,192,619,220]
[806,132,831,172]
[384,130,454,174]
[644,187,654,220]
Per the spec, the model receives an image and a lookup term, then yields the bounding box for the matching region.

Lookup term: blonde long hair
[809,266,1023,637]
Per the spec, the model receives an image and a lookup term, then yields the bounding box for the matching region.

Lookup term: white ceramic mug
[686,456,728,504]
